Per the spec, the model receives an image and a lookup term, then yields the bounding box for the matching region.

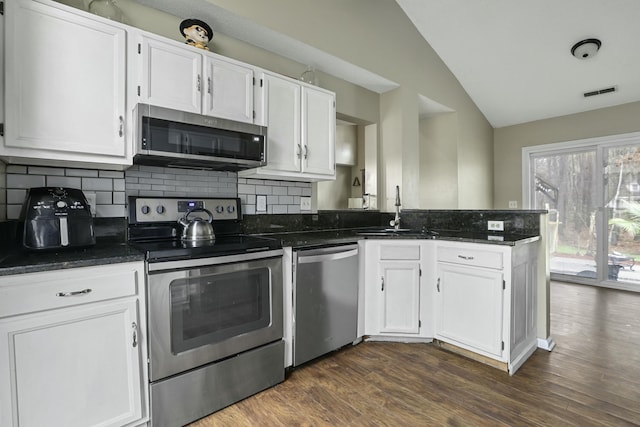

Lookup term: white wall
[420,113,459,208]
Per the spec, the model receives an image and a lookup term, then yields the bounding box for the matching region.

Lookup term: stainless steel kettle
[178,208,215,241]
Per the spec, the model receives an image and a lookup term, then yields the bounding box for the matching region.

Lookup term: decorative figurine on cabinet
[179,19,213,50]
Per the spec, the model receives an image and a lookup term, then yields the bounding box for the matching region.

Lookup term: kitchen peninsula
[244,208,547,375]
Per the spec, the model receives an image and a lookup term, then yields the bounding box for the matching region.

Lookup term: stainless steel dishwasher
[293,244,359,366]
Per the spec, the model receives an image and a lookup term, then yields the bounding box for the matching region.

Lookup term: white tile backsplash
[2,163,314,219]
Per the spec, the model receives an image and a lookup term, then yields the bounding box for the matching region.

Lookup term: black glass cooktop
[130,234,282,262]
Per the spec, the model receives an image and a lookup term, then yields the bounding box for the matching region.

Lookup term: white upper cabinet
[2,0,129,169]
[138,35,203,114]
[204,57,254,123]
[240,71,336,181]
[260,73,302,173]
[133,32,255,124]
[302,87,336,176]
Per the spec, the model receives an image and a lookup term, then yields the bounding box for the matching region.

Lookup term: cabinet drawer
[437,246,503,269]
[0,263,143,318]
[379,244,420,260]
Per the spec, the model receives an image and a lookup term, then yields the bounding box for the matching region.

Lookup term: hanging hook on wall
[352,177,361,187]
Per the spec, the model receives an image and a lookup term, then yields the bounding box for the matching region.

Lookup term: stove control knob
[156,205,165,214]
[141,205,150,215]
[215,205,224,214]
[56,201,67,209]
[227,205,235,214]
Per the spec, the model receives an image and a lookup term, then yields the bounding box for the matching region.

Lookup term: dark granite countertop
[257,228,540,249]
[0,238,145,277]
[0,209,543,276]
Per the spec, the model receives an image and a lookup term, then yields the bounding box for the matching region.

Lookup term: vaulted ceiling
[395,0,640,127]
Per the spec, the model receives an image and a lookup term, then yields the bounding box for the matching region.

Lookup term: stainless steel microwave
[133,104,267,171]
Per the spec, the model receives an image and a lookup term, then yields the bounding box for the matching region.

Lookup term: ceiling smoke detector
[571,38,602,60]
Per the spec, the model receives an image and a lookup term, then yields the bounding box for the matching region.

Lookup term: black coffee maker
[21,187,96,250]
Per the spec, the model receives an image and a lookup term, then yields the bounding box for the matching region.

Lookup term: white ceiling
[133,0,640,128]
[395,0,640,127]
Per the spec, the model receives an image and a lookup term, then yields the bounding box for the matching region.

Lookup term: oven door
[146,250,283,382]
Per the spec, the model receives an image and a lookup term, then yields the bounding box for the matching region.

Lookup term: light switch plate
[488,220,504,231]
[256,195,267,212]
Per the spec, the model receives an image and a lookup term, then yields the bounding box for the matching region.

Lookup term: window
[523,132,640,291]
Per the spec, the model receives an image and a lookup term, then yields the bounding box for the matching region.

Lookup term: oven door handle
[147,249,284,272]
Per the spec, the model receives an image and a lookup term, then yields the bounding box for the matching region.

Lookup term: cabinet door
[204,56,254,123]
[262,73,302,173]
[436,263,504,358]
[139,36,202,113]
[378,261,421,334]
[301,87,336,176]
[4,0,126,158]
[0,299,143,427]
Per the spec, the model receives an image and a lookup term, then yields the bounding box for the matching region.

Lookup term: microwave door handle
[183,133,190,154]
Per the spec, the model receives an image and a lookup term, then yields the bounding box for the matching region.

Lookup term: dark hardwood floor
[190,281,640,426]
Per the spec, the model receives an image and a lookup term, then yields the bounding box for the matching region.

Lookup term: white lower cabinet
[361,238,538,374]
[435,241,538,374]
[0,262,148,427]
[363,240,434,339]
[436,262,504,357]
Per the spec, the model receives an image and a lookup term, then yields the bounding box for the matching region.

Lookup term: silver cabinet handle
[303,145,309,159]
[132,322,138,348]
[207,77,212,94]
[458,255,474,260]
[118,116,124,137]
[297,143,302,159]
[381,276,385,291]
[56,288,92,297]
[437,278,440,292]
[197,74,201,92]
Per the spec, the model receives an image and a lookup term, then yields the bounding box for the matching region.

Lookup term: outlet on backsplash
[488,220,504,231]
[300,196,311,211]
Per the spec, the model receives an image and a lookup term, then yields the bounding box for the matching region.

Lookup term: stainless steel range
[128,196,284,427]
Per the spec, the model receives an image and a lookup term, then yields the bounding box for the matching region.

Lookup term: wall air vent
[584,86,617,97]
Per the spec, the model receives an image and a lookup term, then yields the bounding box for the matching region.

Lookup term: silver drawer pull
[56,289,92,297]
[458,255,474,260]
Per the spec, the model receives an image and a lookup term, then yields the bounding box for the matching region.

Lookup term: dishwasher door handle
[297,248,359,264]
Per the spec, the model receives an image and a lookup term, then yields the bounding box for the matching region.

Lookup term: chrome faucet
[389,185,401,230]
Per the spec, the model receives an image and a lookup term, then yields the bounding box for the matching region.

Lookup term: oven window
[170,267,271,354]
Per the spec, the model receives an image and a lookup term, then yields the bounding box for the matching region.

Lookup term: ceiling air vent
[584,86,617,98]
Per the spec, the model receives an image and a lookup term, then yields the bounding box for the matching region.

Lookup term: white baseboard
[509,340,538,375]
[537,336,556,351]
[364,336,433,344]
